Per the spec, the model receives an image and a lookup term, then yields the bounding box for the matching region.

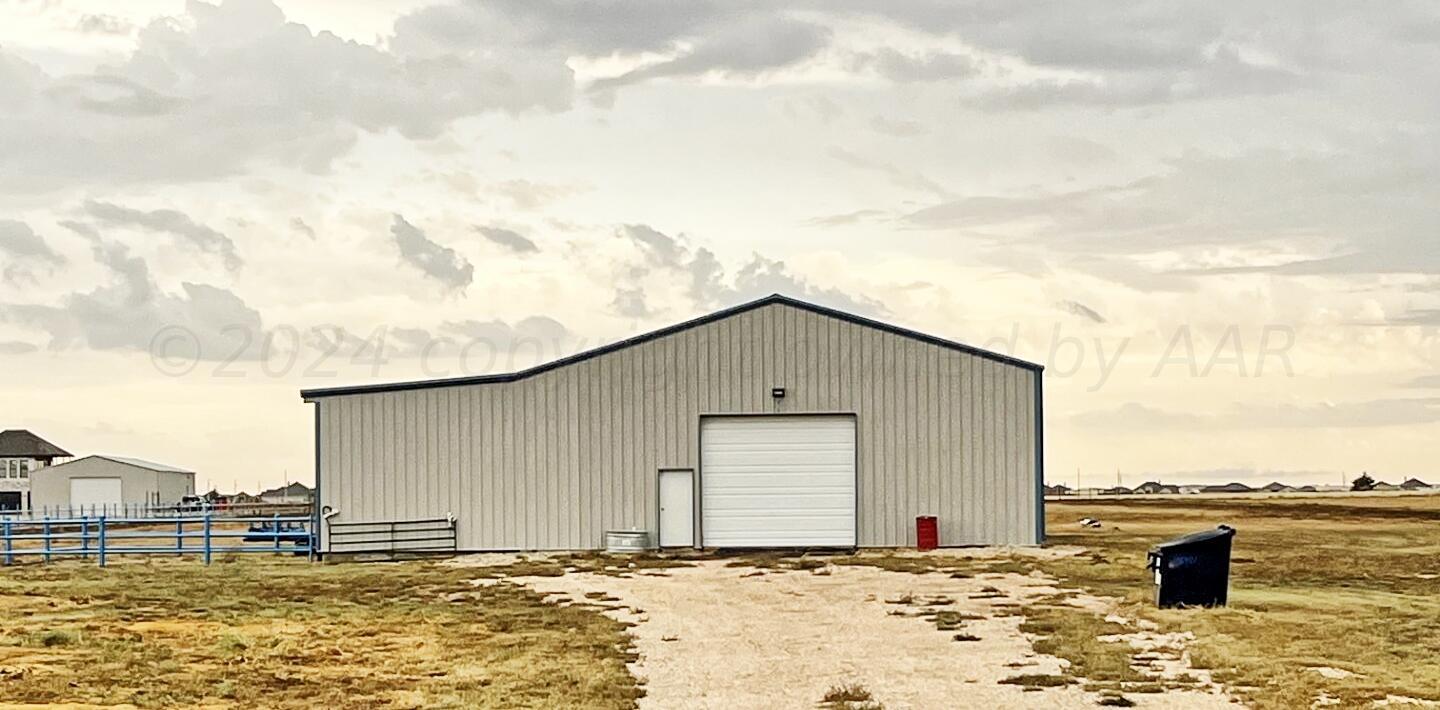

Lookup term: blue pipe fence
[0,514,315,567]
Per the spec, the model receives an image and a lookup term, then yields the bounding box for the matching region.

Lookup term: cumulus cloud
[0,220,65,282]
[477,226,538,254]
[0,341,39,355]
[76,14,134,35]
[390,214,474,292]
[613,224,885,318]
[1057,300,1107,324]
[1,241,261,360]
[868,115,928,137]
[82,200,242,272]
[848,49,980,83]
[590,13,831,92]
[0,0,575,192]
[290,218,316,240]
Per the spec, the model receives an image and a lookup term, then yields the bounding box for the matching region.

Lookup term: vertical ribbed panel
[316,302,1039,550]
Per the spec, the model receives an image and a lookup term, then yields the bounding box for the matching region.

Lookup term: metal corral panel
[700,416,856,547]
[308,297,1042,551]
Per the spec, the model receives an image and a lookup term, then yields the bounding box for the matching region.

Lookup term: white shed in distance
[30,455,197,516]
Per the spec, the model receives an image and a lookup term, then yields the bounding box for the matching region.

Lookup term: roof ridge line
[301,293,1042,400]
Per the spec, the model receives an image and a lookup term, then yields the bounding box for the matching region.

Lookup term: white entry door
[700,416,857,548]
[71,478,123,510]
[658,469,694,547]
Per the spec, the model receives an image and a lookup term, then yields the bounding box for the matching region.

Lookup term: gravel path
[478,557,1238,709]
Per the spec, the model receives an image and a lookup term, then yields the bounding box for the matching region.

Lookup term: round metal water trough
[604,530,650,553]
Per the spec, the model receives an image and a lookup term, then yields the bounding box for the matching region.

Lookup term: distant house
[1261,482,1295,493]
[1200,482,1254,494]
[1102,486,1133,495]
[1296,485,1318,492]
[1370,481,1401,492]
[1044,484,1072,496]
[30,455,196,514]
[0,430,72,512]
[1134,481,1180,495]
[1400,478,1432,491]
[1074,487,1107,496]
[259,482,312,504]
[1178,485,1207,495]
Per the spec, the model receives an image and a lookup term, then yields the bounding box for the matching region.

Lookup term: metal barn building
[301,295,1044,552]
[30,455,197,515]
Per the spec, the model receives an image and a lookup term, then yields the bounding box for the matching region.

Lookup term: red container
[916,516,938,551]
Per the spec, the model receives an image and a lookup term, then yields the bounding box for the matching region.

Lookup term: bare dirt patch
[488,558,1235,709]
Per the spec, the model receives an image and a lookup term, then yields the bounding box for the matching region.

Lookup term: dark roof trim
[300,293,1044,400]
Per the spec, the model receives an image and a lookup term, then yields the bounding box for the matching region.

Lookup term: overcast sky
[2,0,1438,492]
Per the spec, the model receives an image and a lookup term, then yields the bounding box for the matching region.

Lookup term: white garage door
[701,416,856,547]
[70,478,123,509]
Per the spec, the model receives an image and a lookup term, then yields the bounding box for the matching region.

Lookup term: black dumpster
[1146,525,1236,608]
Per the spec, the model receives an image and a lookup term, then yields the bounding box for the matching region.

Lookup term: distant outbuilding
[30,455,197,515]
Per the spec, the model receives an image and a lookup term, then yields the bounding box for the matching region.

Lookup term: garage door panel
[701,416,856,548]
[70,478,123,509]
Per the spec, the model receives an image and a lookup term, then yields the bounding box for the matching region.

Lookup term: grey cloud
[390,214,474,292]
[0,220,66,283]
[905,137,1440,277]
[76,14,134,35]
[0,341,39,355]
[392,0,735,57]
[849,48,980,82]
[869,115,928,137]
[1057,300,1106,324]
[615,224,886,318]
[489,180,582,210]
[842,2,1317,106]
[290,218,316,240]
[1,241,261,360]
[1075,398,1440,431]
[477,226,538,254]
[590,14,831,92]
[1,0,575,192]
[612,287,652,318]
[803,209,888,228]
[0,220,65,264]
[828,147,948,197]
[45,75,184,117]
[83,200,241,272]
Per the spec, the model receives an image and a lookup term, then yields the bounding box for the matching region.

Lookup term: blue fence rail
[0,514,315,567]
[4,503,311,520]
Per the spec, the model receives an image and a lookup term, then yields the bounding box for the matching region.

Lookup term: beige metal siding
[316,301,1039,550]
[30,457,196,512]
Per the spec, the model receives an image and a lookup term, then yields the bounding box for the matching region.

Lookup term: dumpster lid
[1150,525,1235,552]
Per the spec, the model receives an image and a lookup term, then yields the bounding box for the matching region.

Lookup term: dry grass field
[0,494,1435,709]
[0,557,644,708]
[1041,494,1440,708]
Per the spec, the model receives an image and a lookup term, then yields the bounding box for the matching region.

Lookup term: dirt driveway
[467,553,1237,709]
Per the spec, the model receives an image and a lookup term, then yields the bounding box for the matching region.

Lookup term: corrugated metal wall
[316,301,1040,550]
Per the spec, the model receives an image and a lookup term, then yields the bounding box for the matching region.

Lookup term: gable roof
[260,482,311,497]
[0,430,71,458]
[45,454,192,474]
[301,293,1044,400]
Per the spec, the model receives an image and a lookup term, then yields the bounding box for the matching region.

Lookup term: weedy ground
[1034,495,1440,708]
[0,557,643,708]
[0,495,1435,709]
